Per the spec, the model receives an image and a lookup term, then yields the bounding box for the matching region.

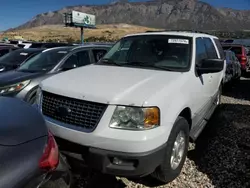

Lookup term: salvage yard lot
[71,78,250,188]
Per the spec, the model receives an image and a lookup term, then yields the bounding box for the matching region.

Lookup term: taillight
[39,131,59,171]
[241,56,247,61]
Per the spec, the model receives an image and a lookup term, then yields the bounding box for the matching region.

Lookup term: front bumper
[55,137,166,177]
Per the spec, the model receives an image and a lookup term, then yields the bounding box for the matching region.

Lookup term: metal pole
[80,27,84,45]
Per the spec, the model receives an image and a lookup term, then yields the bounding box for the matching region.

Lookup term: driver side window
[63,54,78,69]
[196,38,208,65]
[62,50,90,69]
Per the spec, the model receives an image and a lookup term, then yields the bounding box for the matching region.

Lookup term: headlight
[0,80,30,95]
[35,86,42,107]
[109,106,160,130]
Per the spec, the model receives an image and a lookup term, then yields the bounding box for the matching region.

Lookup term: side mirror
[196,59,224,75]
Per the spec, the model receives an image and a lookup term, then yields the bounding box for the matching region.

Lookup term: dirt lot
[72,78,250,188]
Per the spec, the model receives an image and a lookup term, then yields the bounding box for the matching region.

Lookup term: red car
[222,44,248,72]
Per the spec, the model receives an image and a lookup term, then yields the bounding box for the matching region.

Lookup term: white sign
[168,39,189,44]
[72,10,96,27]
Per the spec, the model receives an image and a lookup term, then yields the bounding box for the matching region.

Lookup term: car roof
[125,31,218,39]
[0,45,18,49]
[71,44,112,51]
[222,43,244,47]
[14,48,45,53]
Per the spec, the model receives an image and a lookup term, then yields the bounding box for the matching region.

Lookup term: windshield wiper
[98,58,122,66]
[125,61,175,71]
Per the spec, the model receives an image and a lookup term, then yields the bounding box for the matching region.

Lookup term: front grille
[42,91,108,132]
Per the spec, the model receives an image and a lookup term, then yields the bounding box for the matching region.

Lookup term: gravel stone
[72,79,250,188]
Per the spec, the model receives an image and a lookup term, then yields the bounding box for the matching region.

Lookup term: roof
[125,31,218,38]
[14,48,44,53]
[71,44,112,51]
[221,43,244,47]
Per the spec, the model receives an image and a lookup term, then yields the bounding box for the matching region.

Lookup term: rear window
[222,46,242,55]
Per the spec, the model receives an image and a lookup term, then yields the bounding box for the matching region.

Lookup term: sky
[0,0,250,31]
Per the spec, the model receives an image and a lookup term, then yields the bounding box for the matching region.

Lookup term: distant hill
[0,24,158,42]
[9,0,250,31]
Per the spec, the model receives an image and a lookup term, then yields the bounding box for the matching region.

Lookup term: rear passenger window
[214,38,225,59]
[203,38,218,59]
[196,38,207,64]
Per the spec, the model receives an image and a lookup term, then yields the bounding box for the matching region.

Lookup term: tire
[151,117,189,183]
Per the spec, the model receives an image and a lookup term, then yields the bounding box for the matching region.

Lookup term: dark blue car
[224,50,241,83]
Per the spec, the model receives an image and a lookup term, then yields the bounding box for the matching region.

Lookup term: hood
[0,70,44,87]
[41,65,185,106]
[0,97,47,146]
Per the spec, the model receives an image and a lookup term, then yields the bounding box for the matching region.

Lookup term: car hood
[41,65,185,106]
[0,97,47,146]
[0,70,45,87]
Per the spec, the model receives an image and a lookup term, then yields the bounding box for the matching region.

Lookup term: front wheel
[151,117,189,183]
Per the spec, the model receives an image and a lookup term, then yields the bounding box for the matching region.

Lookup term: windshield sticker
[168,39,189,44]
[20,53,28,56]
[57,51,68,54]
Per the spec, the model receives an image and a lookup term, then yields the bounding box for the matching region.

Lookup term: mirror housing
[196,59,224,75]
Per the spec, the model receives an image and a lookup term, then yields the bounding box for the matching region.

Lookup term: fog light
[113,157,123,165]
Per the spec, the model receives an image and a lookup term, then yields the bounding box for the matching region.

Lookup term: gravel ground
[72,78,250,188]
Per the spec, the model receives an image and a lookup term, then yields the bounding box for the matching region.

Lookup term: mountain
[11,0,250,31]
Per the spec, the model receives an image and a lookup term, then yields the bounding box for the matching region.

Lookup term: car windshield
[99,35,192,71]
[18,49,69,72]
[0,50,37,65]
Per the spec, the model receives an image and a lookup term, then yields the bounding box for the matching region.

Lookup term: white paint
[168,38,189,44]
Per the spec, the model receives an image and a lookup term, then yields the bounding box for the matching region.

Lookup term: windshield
[0,50,37,65]
[18,49,69,72]
[99,35,192,71]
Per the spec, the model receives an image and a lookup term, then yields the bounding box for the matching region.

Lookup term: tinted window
[18,49,69,72]
[0,50,37,65]
[214,38,225,59]
[222,46,242,55]
[196,38,207,64]
[0,49,9,57]
[102,35,192,71]
[92,49,108,62]
[203,38,218,59]
[63,50,90,68]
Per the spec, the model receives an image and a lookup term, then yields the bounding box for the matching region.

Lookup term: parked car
[29,42,73,49]
[222,44,249,73]
[35,31,225,183]
[223,50,241,83]
[0,48,44,72]
[0,97,72,188]
[0,45,19,57]
[0,45,111,104]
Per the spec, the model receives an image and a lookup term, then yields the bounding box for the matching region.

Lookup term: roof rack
[146,30,211,35]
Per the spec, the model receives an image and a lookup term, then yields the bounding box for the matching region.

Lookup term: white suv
[35,31,225,183]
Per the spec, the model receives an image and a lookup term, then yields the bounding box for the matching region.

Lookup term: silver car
[0,44,111,104]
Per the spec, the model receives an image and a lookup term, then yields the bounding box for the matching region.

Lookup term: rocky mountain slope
[11,0,250,31]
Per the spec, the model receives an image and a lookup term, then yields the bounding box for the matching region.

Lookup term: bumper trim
[56,137,166,177]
